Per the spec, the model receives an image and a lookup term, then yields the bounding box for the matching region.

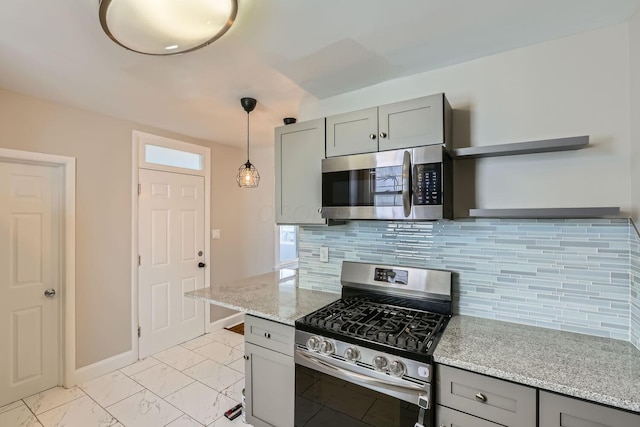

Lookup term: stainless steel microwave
[321,146,452,221]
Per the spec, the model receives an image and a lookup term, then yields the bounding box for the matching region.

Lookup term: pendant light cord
[246,111,250,163]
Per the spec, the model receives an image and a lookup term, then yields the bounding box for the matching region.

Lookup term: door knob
[44,289,56,298]
[198,262,206,268]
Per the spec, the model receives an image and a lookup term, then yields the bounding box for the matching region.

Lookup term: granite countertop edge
[432,355,637,412]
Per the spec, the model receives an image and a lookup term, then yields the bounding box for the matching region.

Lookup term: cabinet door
[245,342,294,427]
[436,405,504,427]
[539,391,640,427]
[326,107,378,157]
[275,119,326,225]
[378,93,448,151]
[436,365,536,427]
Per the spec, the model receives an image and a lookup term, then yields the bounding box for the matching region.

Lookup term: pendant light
[98,0,238,56]
[236,97,260,188]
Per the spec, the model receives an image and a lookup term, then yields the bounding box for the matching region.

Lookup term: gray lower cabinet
[436,365,536,427]
[244,315,294,427]
[436,405,503,427]
[539,391,640,427]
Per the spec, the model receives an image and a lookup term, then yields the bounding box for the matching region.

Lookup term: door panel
[139,169,205,357]
[326,107,378,157]
[0,161,60,406]
[378,94,445,151]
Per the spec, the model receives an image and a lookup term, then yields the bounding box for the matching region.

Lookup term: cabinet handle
[369,133,377,140]
[264,332,271,339]
[244,355,249,360]
[475,392,487,403]
[379,132,387,138]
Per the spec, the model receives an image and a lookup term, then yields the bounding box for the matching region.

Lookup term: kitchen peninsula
[185,269,340,325]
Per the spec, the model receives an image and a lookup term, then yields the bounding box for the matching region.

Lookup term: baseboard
[71,350,135,385]
[208,312,245,332]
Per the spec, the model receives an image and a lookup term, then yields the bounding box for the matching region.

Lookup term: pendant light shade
[237,97,260,188]
[98,0,237,55]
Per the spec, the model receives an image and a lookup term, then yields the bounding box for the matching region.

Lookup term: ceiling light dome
[99,0,237,55]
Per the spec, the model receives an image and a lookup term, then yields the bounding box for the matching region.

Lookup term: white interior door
[0,161,60,407]
[138,169,205,358]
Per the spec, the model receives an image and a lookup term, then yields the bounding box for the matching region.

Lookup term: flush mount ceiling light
[236,97,260,188]
[98,0,237,55]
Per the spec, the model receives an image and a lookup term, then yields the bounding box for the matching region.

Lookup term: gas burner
[298,298,447,356]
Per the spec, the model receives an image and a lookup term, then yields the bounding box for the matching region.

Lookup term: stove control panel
[296,330,432,384]
[374,268,408,285]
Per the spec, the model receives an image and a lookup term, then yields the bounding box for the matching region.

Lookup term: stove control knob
[306,336,321,352]
[388,360,406,378]
[344,347,360,362]
[319,340,335,355]
[372,356,389,371]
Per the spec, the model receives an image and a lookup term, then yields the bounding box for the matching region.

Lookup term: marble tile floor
[0,329,253,427]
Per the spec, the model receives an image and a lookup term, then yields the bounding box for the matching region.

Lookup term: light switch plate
[320,246,329,262]
[211,229,221,239]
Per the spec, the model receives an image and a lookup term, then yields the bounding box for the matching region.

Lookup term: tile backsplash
[298,218,638,345]
[631,226,640,348]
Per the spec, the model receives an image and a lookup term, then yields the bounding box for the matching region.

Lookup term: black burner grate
[300,297,446,355]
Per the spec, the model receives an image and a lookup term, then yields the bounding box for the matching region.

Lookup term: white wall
[300,24,632,218]
[631,9,640,222]
[0,88,275,368]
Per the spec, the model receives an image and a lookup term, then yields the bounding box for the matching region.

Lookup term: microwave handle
[402,151,411,217]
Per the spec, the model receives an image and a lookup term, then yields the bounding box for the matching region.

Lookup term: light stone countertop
[185,269,340,326]
[434,315,640,413]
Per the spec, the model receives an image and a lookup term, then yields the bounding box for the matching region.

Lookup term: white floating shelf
[452,136,589,159]
[468,207,620,219]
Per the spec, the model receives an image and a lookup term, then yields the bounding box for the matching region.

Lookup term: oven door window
[295,364,420,427]
[322,166,403,208]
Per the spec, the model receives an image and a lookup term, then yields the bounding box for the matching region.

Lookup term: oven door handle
[296,349,426,394]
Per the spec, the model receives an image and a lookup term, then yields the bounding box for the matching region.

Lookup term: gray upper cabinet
[326,93,451,157]
[326,107,378,157]
[539,391,640,427]
[378,94,450,151]
[274,118,326,225]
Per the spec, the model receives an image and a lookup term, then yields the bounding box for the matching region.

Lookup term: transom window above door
[144,144,203,171]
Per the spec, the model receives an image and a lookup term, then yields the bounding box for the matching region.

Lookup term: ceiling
[0,0,638,148]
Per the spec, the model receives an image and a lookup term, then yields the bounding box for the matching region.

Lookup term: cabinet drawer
[436,405,503,427]
[436,365,536,427]
[539,391,640,427]
[245,315,294,356]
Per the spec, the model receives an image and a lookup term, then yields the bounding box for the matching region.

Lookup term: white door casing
[138,169,206,357]
[0,161,61,406]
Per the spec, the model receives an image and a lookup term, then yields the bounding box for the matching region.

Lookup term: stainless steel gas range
[294,261,452,427]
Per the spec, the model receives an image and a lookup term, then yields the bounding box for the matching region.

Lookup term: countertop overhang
[184,269,340,325]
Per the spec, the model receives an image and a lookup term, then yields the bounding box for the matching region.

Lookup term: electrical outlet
[211,229,221,239]
[320,246,329,262]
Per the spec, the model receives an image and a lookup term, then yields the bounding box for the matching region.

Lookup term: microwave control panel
[413,163,442,205]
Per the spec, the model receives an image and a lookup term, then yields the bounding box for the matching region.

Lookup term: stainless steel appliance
[294,262,452,427]
[321,145,453,221]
